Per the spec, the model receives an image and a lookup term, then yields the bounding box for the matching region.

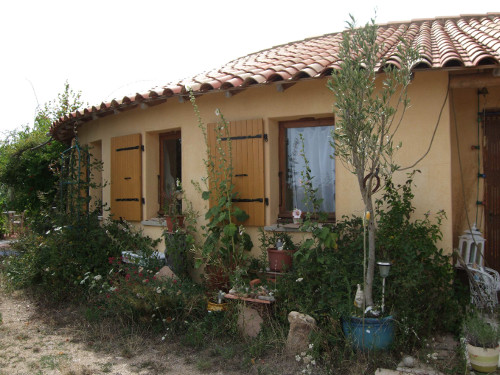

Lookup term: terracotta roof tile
[52,13,500,141]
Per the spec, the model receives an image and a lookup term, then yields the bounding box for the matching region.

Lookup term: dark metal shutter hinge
[221,134,268,141]
[232,198,269,206]
[116,145,144,152]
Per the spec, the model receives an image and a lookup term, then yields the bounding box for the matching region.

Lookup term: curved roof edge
[51,13,500,142]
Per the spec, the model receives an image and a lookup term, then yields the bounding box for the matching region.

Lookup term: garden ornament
[354,284,364,308]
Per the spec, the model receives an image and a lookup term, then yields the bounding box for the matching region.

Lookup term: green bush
[0,82,84,215]
[463,312,500,348]
[81,256,207,335]
[376,174,464,348]
[2,211,161,300]
[0,214,7,238]
[3,214,116,298]
[275,172,462,355]
[275,218,364,322]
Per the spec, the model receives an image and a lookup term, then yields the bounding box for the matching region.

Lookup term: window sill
[141,217,166,227]
[264,223,303,233]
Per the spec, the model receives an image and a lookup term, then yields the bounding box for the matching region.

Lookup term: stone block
[237,305,263,338]
[155,266,177,281]
[285,311,316,354]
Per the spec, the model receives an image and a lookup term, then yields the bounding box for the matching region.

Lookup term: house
[51,13,500,271]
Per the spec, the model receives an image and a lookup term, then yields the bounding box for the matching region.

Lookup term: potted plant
[206,290,228,312]
[328,16,418,349]
[259,230,297,272]
[464,313,500,373]
[161,179,184,232]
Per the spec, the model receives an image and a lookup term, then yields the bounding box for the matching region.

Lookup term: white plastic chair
[468,267,499,311]
[483,266,500,292]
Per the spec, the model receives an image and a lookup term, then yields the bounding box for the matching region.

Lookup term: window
[279,118,335,219]
[159,131,181,214]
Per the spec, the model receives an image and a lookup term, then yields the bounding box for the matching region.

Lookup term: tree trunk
[365,205,376,307]
[357,171,376,309]
[358,179,375,308]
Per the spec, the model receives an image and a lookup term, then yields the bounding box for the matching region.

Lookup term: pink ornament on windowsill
[292,208,302,224]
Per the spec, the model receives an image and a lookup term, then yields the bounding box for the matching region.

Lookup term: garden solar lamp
[376,261,391,314]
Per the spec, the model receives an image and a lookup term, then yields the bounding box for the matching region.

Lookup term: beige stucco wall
[78,70,454,257]
[450,85,500,247]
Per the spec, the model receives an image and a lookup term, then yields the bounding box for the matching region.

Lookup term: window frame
[278,117,335,221]
[158,131,181,215]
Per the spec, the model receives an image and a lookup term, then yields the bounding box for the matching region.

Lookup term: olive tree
[328,17,419,309]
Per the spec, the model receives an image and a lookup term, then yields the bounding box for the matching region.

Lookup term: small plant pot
[165,215,184,232]
[207,300,228,312]
[267,248,295,272]
[342,315,394,351]
[467,343,499,373]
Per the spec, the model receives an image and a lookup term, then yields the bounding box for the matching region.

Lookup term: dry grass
[0,276,464,375]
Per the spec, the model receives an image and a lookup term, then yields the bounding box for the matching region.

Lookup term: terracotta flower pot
[165,215,184,232]
[467,343,499,373]
[267,248,295,272]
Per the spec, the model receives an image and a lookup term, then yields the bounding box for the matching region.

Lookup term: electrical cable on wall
[399,77,450,171]
[451,89,474,240]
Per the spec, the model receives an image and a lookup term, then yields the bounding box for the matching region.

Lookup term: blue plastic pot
[342,315,394,351]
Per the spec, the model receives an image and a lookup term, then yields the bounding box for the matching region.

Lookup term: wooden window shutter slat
[206,119,265,226]
[111,134,142,221]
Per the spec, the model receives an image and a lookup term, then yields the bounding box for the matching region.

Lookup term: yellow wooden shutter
[110,134,142,221]
[207,119,265,226]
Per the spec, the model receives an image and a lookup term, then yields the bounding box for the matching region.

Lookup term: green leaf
[223,223,237,237]
[232,207,249,222]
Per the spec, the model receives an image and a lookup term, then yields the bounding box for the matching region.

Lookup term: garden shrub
[275,173,463,356]
[275,218,364,322]
[81,257,208,335]
[376,174,464,348]
[2,210,161,300]
[0,214,7,238]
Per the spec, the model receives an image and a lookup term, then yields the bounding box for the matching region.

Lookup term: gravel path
[0,289,224,375]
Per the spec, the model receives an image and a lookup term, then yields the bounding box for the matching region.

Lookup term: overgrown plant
[258,230,297,251]
[0,82,85,216]
[81,257,206,333]
[161,178,183,217]
[161,180,197,278]
[189,93,253,289]
[463,312,500,349]
[376,173,462,347]
[275,172,459,358]
[328,16,419,308]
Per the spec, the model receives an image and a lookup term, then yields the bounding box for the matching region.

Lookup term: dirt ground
[0,289,239,375]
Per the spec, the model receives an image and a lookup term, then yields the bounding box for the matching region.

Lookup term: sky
[1,0,498,136]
